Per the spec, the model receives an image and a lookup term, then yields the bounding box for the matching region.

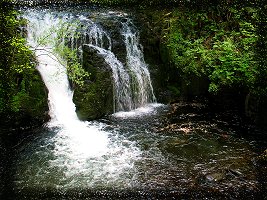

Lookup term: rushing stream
[0,6,266,200]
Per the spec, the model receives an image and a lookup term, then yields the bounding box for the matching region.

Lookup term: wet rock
[227,169,244,178]
[205,172,225,183]
[73,45,113,120]
[72,15,136,120]
[100,18,127,64]
[196,172,226,185]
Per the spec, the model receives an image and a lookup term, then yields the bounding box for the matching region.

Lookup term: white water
[25,11,109,157]
[113,103,164,118]
[17,9,142,190]
[87,45,133,112]
[122,19,156,109]
[12,9,260,198]
[27,10,157,113]
[35,48,77,125]
[83,20,157,112]
[83,23,112,50]
[26,12,77,125]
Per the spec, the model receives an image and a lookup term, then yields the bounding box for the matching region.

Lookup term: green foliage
[54,22,90,87]
[55,43,90,87]
[36,19,90,87]
[0,2,39,113]
[10,80,28,112]
[167,85,180,96]
[165,6,258,94]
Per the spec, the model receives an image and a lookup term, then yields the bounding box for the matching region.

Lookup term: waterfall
[87,45,133,112]
[35,47,78,125]
[81,19,156,112]
[122,19,156,109]
[14,8,165,193]
[25,11,110,157]
[25,10,156,116]
[25,12,77,126]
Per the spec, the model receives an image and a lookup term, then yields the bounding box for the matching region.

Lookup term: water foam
[113,103,164,118]
[19,10,142,189]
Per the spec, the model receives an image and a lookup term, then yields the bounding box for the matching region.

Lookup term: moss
[74,70,113,120]
[21,71,48,118]
[0,71,49,130]
[73,45,113,120]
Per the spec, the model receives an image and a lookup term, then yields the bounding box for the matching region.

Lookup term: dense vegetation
[165,5,259,94]
[0,0,47,128]
[139,1,266,106]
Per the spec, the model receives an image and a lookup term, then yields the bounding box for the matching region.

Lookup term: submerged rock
[227,169,244,178]
[205,172,225,183]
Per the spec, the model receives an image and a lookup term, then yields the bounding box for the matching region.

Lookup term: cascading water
[15,10,141,191]
[25,10,111,159]
[51,11,157,112]
[26,12,78,126]
[84,20,157,112]
[122,19,156,109]
[87,45,133,112]
[35,47,78,125]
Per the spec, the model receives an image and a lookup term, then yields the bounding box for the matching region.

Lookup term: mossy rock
[0,70,49,131]
[23,71,49,119]
[73,45,113,120]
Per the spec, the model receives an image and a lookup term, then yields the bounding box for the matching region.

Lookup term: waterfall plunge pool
[2,101,266,199]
